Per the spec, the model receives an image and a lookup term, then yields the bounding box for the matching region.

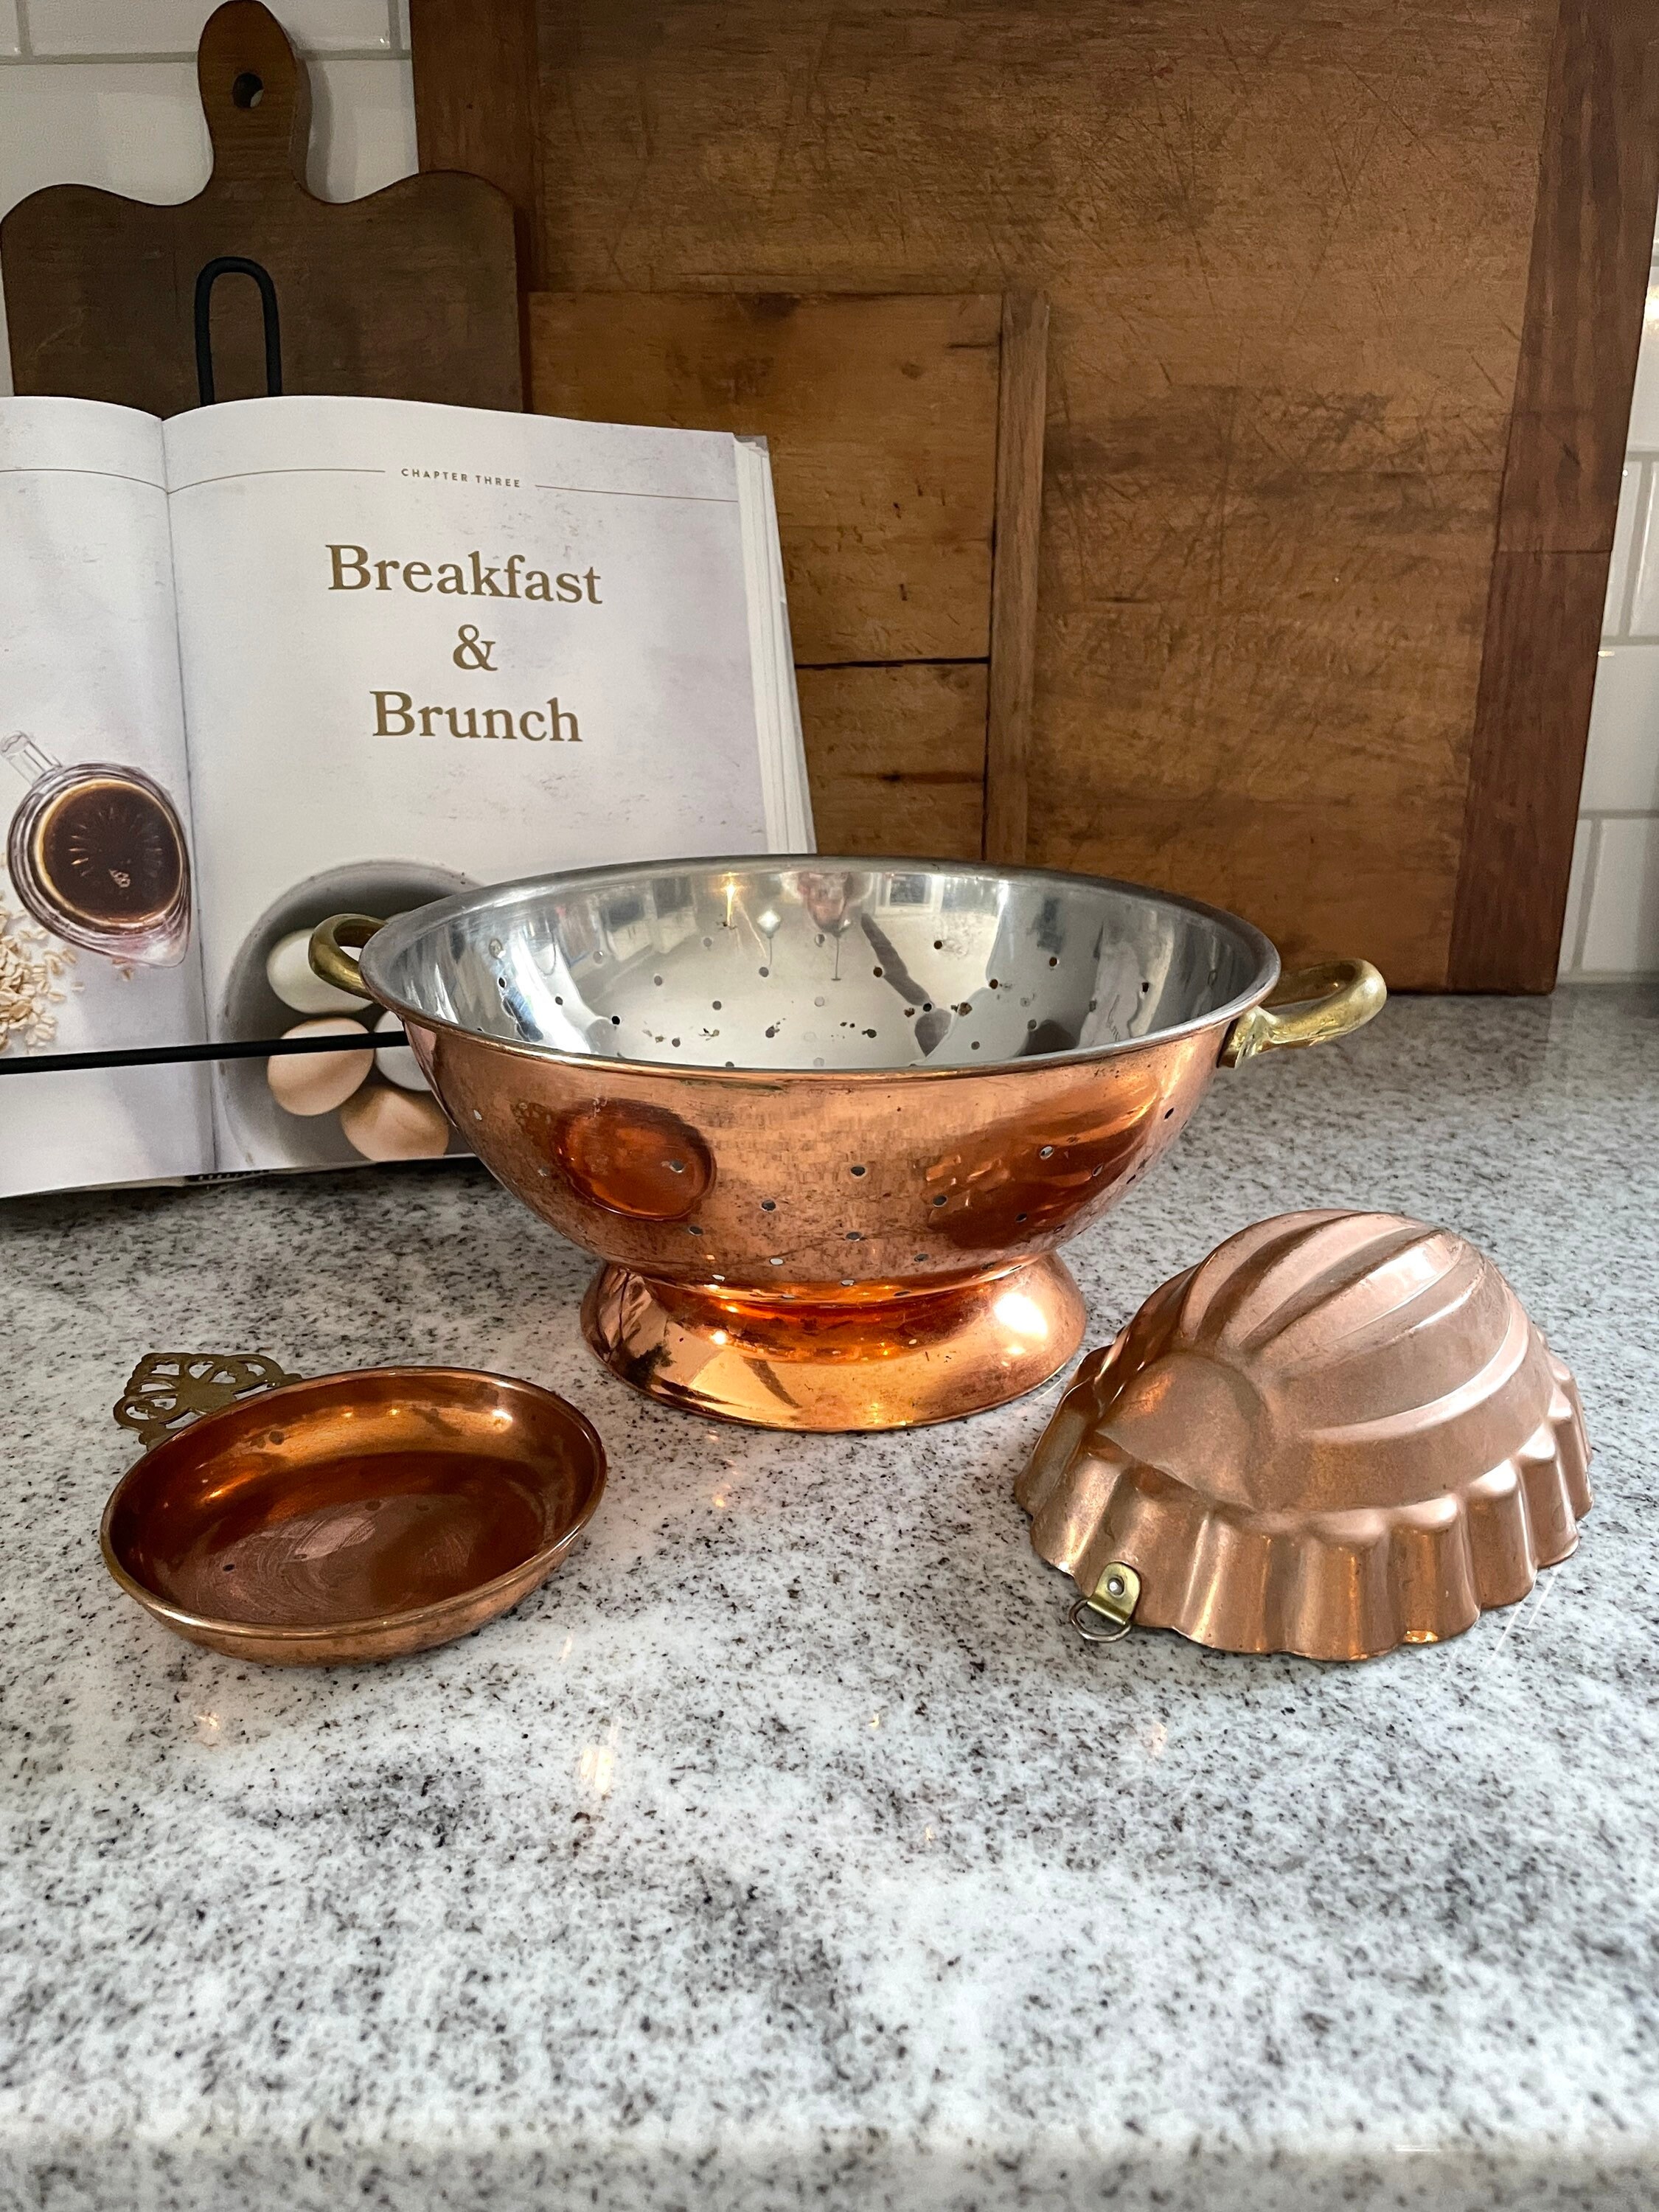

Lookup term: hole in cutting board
[232,72,265,108]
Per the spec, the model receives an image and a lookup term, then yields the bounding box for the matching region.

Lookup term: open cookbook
[0,394,811,1200]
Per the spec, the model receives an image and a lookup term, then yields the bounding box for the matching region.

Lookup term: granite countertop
[2,987,1656,2212]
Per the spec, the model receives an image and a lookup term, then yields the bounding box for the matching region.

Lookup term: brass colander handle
[309,912,385,1000]
[1220,958,1386,1068]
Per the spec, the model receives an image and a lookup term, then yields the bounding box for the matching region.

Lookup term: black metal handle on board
[193,255,283,406]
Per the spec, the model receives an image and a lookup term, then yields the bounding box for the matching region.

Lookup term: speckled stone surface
[1,987,1656,2212]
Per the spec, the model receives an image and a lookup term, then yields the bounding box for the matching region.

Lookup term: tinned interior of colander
[367,860,1275,1074]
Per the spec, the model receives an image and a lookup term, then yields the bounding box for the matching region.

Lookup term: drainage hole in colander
[849,1164,866,1177]
[760,1199,777,1211]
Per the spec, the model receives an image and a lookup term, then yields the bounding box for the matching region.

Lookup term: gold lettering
[520,709,546,740]
[403,560,432,591]
[372,690,414,735]
[330,543,370,590]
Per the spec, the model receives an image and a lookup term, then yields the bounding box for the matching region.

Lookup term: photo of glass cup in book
[0,394,811,1201]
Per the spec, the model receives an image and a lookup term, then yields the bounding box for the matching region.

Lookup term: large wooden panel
[797,662,987,858]
[529,291,1000,664]
[1449,0,1659,990]
[415,0,1659,987]
[521,0,1556,987]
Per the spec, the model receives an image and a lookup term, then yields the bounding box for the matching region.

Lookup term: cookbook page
[0,398,212,1200]
[164,395,785,1174]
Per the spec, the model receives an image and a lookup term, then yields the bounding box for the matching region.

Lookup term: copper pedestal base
[582,1254,1087,1431]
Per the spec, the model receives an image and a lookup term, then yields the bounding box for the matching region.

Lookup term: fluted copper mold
[310,860,1383,1433]
[1018,1211,1591,1660]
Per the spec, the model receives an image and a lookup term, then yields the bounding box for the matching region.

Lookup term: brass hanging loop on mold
[1068,1560,1141,1644]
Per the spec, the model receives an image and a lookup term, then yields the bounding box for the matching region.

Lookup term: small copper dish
[1019,1211,1591,1660]
[101,1355,605,1665]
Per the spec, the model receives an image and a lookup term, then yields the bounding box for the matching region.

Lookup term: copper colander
[313,859,1385,1431]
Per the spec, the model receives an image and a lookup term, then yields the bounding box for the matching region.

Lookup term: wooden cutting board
[1,0,520,416]
[529,288,1047,863]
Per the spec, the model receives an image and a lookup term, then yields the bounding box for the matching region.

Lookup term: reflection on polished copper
[518,1096,712,1220]
[1018,1211,1592,1660]
[310,860,1385,1431]
[102,1366,605,1665]
[583,1256,1085,1430]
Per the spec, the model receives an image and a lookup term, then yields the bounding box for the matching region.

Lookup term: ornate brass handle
[1220,957,1386,1068]
[308,911,384,1000]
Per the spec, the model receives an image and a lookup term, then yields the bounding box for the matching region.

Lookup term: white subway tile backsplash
[1579,815,1659,974]
[0,54,413,228]
[304,56,414,201]
[1624,270,1659,449]
[1581,647,1659,813]
[1558,817,1596,975]
[0,60,209,211]
[1624,456,1659,637]
[1605,462,1644,636]
[26,0,392,55]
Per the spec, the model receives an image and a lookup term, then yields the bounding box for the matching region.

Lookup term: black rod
[1,1032,407,1077]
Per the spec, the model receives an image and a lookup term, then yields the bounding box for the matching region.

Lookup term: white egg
[373,1006,430,1093]
[339,1081,452,1161]
[265,927,368,1016]
[265,1018,372,1116]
